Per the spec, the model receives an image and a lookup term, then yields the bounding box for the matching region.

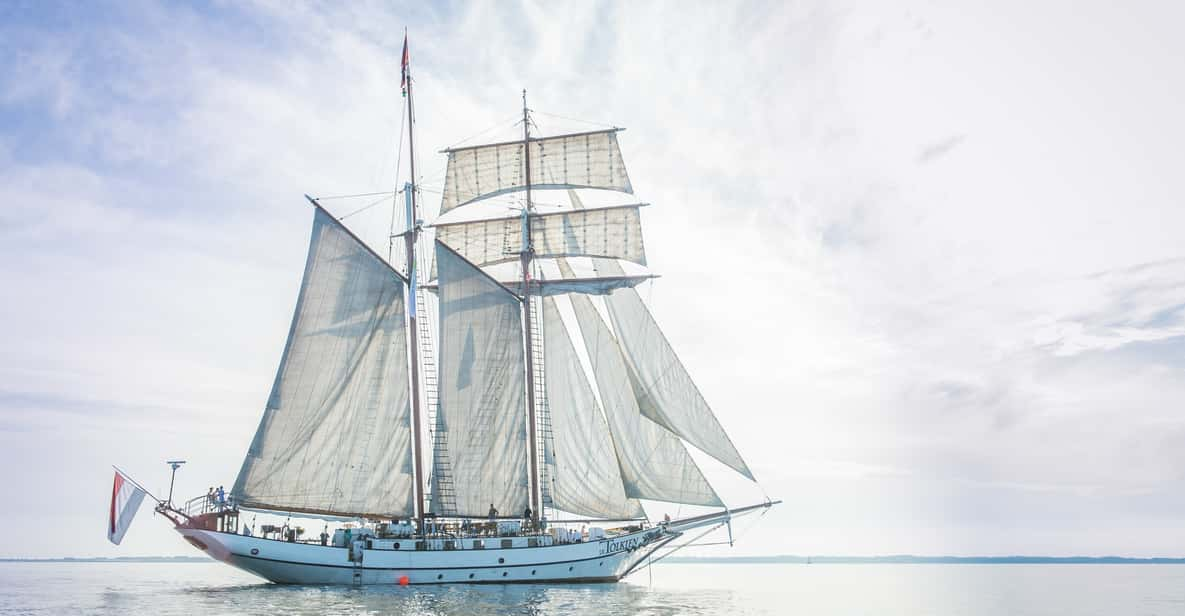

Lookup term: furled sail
[508,274,655,297]
[431,241,529,517]
[569,293,722,507]
[541,298,645,519]
[422,275,654,298]
[233,206,415,518]
[599,265,754,480]
[431,204,647,278]
[440,129,633,214]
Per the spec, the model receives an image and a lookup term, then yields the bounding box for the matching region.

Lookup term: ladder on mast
[528,292,554,511]
[418,270,457,517]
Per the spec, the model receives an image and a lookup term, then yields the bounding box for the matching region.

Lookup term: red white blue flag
[107,469,147,545]
[400,34,410,96]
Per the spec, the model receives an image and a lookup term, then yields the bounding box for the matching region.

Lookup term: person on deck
[488,504,498,520]
[215,486,226,509]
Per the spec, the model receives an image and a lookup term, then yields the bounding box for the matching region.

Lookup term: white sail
[440,129,633,214]
[432,204,646,279]
[541,297,645,519]
[569,293,722,507]
[599,265,754,480]
[432,241,529,517]
[233,206,415,518]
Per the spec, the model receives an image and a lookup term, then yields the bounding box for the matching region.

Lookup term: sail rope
[316,190,397,201]
[336,194,396,221]
[531,109,618,131]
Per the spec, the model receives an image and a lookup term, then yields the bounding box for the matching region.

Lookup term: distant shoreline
[4,555,1185,564]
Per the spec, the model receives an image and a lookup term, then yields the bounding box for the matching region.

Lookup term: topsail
[440,129,633,214]
[432,203,647,278]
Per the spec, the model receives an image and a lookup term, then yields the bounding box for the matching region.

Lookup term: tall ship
[109,36,777,585]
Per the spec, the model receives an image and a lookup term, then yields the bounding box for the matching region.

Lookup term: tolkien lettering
[598,531,658,556]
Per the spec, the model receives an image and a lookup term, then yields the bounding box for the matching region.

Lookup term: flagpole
[111,466,163,504]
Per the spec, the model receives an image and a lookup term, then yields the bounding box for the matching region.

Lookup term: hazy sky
[2,0,1184,559]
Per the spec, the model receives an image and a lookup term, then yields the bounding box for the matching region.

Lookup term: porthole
[250,548,259,556]
[599,561,603,566]
[393,542,400,550]
[468,573,474,579]
[531,569,536,575]
[502,571,508,577]
[568,566,573,572]
[437,574,443,580]
[498,557,505,564]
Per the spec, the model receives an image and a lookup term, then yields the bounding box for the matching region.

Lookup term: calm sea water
[3,562,1185,615]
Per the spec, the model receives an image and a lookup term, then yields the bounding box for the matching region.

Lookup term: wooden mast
[521,89,542,524]
[400,32,427,534]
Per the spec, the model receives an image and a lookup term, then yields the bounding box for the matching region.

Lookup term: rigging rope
[632,505,773,578]
[338,194,395,221]
[532,109,619,130]
[387,88,410,239]
[316,190,396,201]
[626,524,722,579]
[444,114,524,150]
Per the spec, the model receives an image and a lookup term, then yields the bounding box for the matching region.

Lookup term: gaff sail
[108,470,147,545]
[232,206,417,519]
[431,241,530,517]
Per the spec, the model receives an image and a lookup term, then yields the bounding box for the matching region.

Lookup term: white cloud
[1,0,1184,559]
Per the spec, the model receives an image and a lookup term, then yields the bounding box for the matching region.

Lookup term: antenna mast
[521,89,541,524]
[399,32,427,535]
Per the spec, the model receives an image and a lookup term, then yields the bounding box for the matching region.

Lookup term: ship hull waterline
[177,526,675,585]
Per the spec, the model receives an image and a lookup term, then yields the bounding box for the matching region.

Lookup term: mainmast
[399,33,427,534]
[521,90,542,523]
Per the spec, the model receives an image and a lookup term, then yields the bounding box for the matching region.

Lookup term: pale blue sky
[2,0,1184,558]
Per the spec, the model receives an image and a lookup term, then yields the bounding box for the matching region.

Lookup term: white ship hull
[178,525,674,585]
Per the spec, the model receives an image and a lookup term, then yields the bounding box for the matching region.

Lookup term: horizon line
[7,554,1185,564]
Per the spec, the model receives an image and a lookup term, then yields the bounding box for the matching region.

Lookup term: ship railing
[179,492,236,518]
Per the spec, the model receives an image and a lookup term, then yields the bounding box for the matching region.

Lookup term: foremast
[397,32,428,535]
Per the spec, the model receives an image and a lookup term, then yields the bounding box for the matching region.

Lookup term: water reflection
[177,580,683,616]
